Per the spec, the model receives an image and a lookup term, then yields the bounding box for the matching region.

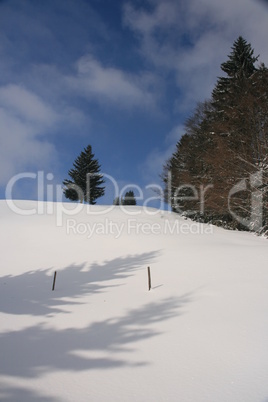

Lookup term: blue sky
[0,0,268,206]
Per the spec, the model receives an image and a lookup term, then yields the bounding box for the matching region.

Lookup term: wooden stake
[52,271,57,291]
[147,266,151,291]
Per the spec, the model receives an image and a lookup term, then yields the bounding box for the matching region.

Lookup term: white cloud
[0,85,58,185]
[123,0,268,110]
[123,1,178,35]
[27,63,91,129]
[66,55,159,111]
[0,84,58,127]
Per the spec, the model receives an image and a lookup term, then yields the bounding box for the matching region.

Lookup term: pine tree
[122,191,137,205]
[212,36,259,118]
[63,145,105,204]
[221,36,258,79]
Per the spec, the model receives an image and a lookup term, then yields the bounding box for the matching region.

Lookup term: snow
[0,200,268,402]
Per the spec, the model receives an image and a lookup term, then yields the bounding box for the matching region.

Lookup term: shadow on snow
[0,250,194,401]
[0,251,159,316]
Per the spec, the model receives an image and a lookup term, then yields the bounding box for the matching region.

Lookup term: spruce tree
[122,191,137,205]
[63,145,105,204]
[212,36,259,115]
[221,36,258,79]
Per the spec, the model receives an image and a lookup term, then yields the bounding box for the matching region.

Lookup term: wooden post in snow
[52,271,57,291]
[147,266,151,291]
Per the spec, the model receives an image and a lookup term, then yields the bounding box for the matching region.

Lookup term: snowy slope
[0,200,268,402]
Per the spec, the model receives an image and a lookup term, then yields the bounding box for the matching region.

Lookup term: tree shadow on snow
[0,383,58,402]
[0,250,159,316]
[0,250,194,400]
[0,292,193,400]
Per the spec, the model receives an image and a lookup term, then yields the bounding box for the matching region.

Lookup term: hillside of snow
[0,200,268,402]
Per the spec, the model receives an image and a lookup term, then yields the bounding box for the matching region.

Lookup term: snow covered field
[0,200,268,402]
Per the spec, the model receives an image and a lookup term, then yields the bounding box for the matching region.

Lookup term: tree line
[162,36,268,234]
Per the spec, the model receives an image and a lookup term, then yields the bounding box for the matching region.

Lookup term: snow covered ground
[0,200,268,402]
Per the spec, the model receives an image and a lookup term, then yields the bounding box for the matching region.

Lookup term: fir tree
[63,145,105,204]
[122,191,137,205]
[220,36,258,79]
[212,36,259,116]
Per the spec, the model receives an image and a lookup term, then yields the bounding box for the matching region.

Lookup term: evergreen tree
[122,191,137,205]
[208,37,264,222]
[204,36,263,220]
[113,196,120,205]
[162,100,216,214]
[162,36,268,233]
[211,36,259,118]
[63,145,105,204]
[221,36,258,79]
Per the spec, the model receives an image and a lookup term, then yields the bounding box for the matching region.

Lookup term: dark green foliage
[220,36,258,79]
[122,191,137,206]
[63,145,105,204]
[211,37,259,132]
